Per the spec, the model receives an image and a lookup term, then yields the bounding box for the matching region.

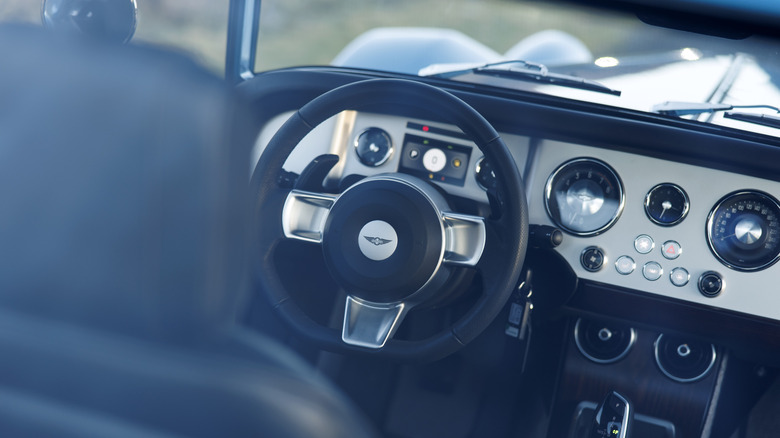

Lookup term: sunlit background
[2,0,778,79]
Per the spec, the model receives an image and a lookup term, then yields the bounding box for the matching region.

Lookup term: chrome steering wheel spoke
[281,189,336,243]
[342,296,410,349]
[442,212,486,267]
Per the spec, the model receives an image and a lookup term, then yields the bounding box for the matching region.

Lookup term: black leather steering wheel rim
[251,78,528,362]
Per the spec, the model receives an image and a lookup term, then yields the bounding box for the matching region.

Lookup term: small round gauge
[645,183,690,226]
[707,190,780,271]
[545,158,625,236]
[354,127,393,167]
[475,156,498,191]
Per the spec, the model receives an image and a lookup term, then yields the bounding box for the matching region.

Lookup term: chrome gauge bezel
[353,127,393,167]
[706,190,780,272]
[644,183,690,226]
[544,157,625,236]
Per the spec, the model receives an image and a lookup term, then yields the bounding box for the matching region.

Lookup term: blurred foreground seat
[0,25,375,438]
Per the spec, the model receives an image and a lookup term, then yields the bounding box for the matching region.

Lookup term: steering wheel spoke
[342,296,410,349]
[442,212,487,267]
[282,189,336,243]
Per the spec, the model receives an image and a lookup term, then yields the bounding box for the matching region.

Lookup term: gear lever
[590,391,632,438]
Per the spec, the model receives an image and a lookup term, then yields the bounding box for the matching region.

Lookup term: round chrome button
[357,220,398,261]
[422,148,446,173]
[643,261,663,281]
[670,267,690,287]
[662,240,682,260]
[615,255,635,275]
[581,246,605,272]
[634,234,654,254]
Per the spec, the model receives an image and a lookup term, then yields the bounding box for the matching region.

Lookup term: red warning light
[422,125,430,132]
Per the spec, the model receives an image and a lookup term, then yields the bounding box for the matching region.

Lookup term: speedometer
[545,158,625,236]
[706,191,780,271]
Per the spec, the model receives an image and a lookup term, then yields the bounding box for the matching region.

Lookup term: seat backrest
[0,25,376,438]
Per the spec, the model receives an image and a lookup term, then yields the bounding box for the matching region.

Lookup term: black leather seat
[0,25,375,438]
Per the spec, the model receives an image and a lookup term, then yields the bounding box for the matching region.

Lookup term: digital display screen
[399,134,471,186]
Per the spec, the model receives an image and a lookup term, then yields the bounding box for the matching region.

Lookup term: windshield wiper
[422,60,621,96]
[652,101,780,117]
[724,112,780,130]
[653,101,780,131]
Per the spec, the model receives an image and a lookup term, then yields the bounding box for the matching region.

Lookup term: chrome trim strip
[238,0,257,80]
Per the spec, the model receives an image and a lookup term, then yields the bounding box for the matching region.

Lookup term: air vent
[654,334,717,383]
[574,318,636,364]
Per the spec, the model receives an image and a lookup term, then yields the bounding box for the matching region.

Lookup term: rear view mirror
[42,0,137,43]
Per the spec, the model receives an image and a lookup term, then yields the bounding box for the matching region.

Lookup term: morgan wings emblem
[363,235,393,246]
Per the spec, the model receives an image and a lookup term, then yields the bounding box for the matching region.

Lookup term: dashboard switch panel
[399,134,471,186]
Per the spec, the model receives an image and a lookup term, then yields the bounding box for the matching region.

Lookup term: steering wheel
[251,78,528,362]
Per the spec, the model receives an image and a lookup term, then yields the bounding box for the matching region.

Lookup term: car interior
[3,0,780,437]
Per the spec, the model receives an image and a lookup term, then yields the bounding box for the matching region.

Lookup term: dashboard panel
[255,109,780,325]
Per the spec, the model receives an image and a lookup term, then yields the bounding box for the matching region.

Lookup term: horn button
[322,176,447,303]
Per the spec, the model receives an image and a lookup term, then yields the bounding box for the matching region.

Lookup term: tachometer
[545,158,625,236]
[707,191,780,271]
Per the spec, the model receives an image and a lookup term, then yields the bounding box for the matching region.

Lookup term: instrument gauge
[545,158,625,236]
[645,183,689,226]
[475,156,497,191]
[707,190,780,271]
[354,127,393,167]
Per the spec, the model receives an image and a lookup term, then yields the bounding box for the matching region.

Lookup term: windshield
[255,0,780,133]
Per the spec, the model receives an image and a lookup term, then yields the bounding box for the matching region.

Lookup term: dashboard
[256,107,780,325]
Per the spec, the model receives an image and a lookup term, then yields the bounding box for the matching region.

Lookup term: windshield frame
[226,0,260,84]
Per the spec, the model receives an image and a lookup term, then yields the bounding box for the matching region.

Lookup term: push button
[422,148,446,173]
[670,267,689,287]
[615,256,635,275]
[698,271,723,297]
[642,262,663,281]
[662,240,682,260]
[634,234,654,254]
[581,246,605,272]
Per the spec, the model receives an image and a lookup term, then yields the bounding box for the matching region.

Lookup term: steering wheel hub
[322,175,447,304]
[358,220,398,261]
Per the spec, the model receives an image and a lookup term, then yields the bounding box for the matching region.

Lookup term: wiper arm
[424,60,621,96]
[724,112,780,130]
[652,101,780,117]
